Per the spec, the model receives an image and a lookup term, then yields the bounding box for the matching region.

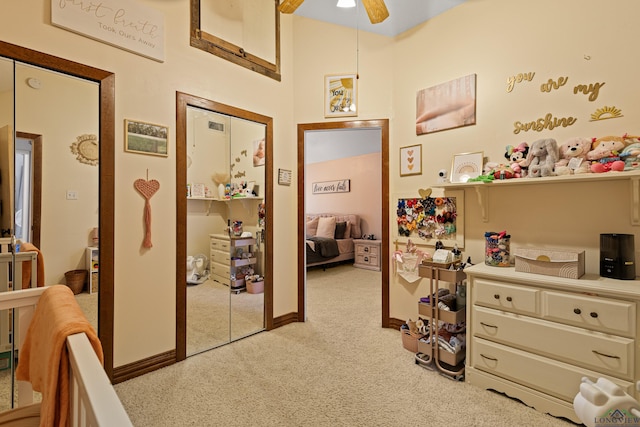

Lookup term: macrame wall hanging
[134,170,160,248]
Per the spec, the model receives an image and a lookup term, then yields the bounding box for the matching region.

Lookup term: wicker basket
[65,269,87,295]
[401,328,424,353]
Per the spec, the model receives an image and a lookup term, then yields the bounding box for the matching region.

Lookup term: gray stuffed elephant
[525,138,558,177]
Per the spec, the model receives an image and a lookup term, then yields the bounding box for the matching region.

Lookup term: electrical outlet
[66,190,78,200]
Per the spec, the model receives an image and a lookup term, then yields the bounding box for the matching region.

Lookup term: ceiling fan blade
[278,0,305,14]
[362,0,389,24]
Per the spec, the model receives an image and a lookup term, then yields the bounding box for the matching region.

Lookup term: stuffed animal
[525,138,558,177]
[504,142,529,177]
[555,137,592,175]
[587,136,626,173]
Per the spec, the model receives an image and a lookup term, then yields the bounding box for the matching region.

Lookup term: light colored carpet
[115,264,575,426]
[186,279,264,355]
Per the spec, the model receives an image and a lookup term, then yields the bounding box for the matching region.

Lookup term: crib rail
[0,287,132,426]
[67,333,132,426]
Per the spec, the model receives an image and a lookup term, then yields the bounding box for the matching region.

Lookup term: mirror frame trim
[0,41,116,380]
[190,0,281,82]
[176,92,273,361]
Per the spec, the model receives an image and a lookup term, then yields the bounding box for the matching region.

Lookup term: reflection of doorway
[297,119,390,326]
[15,133,42,248]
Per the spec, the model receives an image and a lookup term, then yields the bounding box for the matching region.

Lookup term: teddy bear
[555,137,592,175]
[504,142,529,177]
[587,135,626,173]
[524,138,558,177]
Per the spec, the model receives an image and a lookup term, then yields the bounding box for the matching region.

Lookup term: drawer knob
[364,247,369,252]
[590,312,598,318]
[494,294,500,299]
[573,308,582,315]
[506,296,512,302]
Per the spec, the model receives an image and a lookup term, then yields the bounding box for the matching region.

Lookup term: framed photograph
[325,74,358,118]
[124,119,168,157]
[451,151,483,183]
[191,183,206,198]
[416,74,477,135]
[399,144,422,177]
[253,137,265,166]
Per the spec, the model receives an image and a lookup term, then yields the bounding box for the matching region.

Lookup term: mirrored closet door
[0,56,100,409]
[177,92,272,358]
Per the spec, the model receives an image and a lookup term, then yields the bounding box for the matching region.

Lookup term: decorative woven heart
[134,179,160,200]
[418,188,432,198]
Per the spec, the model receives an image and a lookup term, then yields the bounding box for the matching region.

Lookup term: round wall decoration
[70,134,99,166]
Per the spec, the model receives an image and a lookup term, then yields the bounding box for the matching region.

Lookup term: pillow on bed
[306,217,319,237]
[316,216,336,239]
[343,221,352,239]
[334,221,347,239]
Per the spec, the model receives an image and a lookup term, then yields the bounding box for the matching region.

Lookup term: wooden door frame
[296,119,390,327]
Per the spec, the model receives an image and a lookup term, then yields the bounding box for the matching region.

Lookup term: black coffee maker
[600,233,636,280]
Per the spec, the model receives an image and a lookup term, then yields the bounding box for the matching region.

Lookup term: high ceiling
[292,0,468,37]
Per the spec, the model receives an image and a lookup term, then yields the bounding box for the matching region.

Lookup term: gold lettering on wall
[540,77,568,93]
[574,82,605,101]
[506,72,535,93]
[590,106,623,121]
[513,113,577,134]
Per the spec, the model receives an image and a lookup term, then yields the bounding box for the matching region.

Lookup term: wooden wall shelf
[434,171,640,225]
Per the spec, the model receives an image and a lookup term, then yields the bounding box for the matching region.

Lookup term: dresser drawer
[211,262,230,279]
[542,291,636,337]
[473,306,634,379]
[356,244,379,256]
[473,278,539,316]
[211,272,230,286]
[210,238,230,252]
[210,249,230,264]
[356,253,378,266]
[471,338,634,403]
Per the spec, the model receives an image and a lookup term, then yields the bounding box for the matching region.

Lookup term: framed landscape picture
[125,119,169,157]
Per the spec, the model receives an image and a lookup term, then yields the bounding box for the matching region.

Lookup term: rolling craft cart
[415,263,466,381]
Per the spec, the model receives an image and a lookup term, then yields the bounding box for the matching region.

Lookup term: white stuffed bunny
[525,138,558,177]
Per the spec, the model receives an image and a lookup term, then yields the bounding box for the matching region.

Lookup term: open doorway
[297,119,390,327]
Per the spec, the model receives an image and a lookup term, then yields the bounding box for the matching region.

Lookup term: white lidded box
[514,248,585,279]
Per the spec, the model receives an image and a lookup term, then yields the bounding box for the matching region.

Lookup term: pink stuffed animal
[587,136,626,173]
[555,137,592,175]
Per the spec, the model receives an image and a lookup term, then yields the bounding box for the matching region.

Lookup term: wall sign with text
[52,0,165,62]
[312,179,350,195]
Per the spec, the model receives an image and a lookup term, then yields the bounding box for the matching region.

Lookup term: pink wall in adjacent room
[306,152,381,238]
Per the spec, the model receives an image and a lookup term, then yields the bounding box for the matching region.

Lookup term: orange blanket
[20,242,45,289]
[15,285,103,427]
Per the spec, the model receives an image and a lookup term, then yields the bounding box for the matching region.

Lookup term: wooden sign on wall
[52,0,165,62]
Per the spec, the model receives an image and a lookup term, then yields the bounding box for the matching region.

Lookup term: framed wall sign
[451,151,483,183]
[278,168,292,186]
[325,74,358,117]
[400,144,422,177]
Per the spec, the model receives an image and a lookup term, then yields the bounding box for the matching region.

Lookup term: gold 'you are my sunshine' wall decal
[506,71,622,134]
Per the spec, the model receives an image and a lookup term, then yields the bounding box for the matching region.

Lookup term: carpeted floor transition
[114,264,576,426]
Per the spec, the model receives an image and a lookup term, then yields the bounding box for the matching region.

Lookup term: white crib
[0,287,132,426]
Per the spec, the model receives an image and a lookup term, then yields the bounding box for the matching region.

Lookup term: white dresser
[353,239,381,271]
[210,234,231,286]
[465,263,640,424]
